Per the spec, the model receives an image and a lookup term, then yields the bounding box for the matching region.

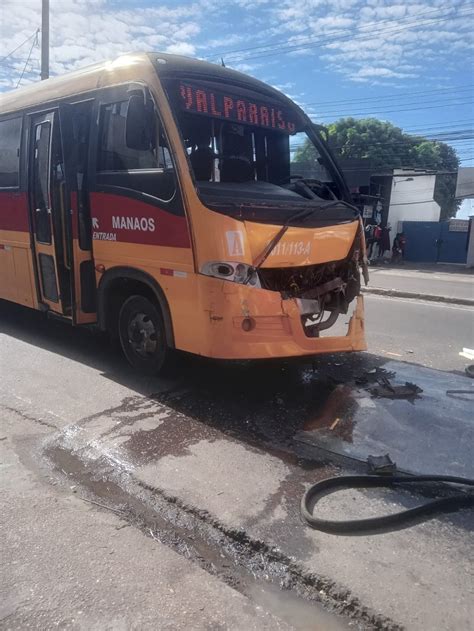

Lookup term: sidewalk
[0,411,289,631]
[363,263,474,305]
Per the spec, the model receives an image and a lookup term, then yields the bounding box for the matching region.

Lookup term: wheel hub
[127,313,158,358]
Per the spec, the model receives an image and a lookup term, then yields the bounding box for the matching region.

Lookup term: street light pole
[41,0,49,80]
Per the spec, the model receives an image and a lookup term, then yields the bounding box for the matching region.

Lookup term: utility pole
[41,0,49,80]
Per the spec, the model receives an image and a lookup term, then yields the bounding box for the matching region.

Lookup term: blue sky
[1,0,473,214]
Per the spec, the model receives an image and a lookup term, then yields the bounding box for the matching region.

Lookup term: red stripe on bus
[89,192,191,248]
[0,192,29,232]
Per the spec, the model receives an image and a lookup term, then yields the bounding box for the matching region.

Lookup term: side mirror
[125,94,153,151]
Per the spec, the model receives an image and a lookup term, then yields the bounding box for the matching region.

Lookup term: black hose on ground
[301,475,474,535]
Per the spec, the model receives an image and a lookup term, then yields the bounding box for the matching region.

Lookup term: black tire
[118,295,173,375]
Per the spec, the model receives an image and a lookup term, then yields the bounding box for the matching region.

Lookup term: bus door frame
[28,110,71,316]
[58,99,97,324]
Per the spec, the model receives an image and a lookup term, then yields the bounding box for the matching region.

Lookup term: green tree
[293,117,460,219]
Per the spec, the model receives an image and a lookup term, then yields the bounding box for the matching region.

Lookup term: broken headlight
[200,262,261,287]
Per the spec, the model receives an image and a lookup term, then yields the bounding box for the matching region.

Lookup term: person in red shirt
[392,232,406,263]
[372,223,382,261]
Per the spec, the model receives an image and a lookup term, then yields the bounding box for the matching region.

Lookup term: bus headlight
[201,262,261,287]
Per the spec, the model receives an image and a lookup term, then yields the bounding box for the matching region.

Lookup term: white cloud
[0,0,472,94]
[165,42,196,56]
[0,0,203,90]
[204,33,249,49]
[354,67,418,79]
[267,0,474,85]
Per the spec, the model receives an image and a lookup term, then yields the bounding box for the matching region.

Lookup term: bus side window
[96,98,176,203]
[98,101,159,171]
[0,117,22,188]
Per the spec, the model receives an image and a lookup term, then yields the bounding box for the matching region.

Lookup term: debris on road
[367,454,397,475]
[369,374,422,399]
[356,365,423,400]
[458,348,474,378]
[459,347,474,361]
[355,367,395,385]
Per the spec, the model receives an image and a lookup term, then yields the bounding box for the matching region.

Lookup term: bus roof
[0,52,297,116]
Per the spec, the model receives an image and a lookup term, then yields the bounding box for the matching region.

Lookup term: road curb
[362,286,474,307]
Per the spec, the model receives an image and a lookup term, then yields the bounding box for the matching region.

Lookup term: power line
[0,29,39,63]
[209,5,447,58]
[428,138,474,143]
[402,120,474,131]
[316,100,474,119]
[210,4,469,61]
[305,88,474,110]
[315,96,474,117]
[290,130,474,144]
[16,31,39,89]
[425,130,474,137]
[335,156,474,173]
[290,137,474,157]
[289,143,474,155]
[304,84,474,108]
[290,144,473,163]
[221,8,474,63]
[289,143,474,154]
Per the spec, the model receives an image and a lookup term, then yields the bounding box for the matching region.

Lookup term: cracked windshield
[0,0,473,630]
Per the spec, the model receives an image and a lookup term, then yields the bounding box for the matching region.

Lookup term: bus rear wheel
[118,295,171,375]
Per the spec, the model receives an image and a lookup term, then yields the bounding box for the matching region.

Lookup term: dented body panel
[196,275,366,359]
[245,220,359,268]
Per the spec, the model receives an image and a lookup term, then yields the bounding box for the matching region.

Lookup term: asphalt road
[326,293,473,371]
[364,294,474,370]
[367,266,474,302]
[1,294,473,630]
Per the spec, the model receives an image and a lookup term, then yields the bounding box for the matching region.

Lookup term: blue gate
[402,221,468,263]
[438,222,469,264]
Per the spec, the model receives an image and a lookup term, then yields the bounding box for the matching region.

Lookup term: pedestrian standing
[392,232,406,264]
[372,223,382,261]
[379,223,391,260]
[365,223,375,259]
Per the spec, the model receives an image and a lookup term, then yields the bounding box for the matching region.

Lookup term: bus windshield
[164,77,354,224]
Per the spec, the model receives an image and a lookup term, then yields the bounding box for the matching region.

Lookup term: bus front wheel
[118,295,172,375]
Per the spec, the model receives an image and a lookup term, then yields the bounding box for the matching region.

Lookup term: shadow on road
[2,299,473,533]
[0,299,385,449]
[0,298,465,450]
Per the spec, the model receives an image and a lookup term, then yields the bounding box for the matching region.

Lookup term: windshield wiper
[251,207,315,270]
[317,199,359,212]
[250,199,358,274]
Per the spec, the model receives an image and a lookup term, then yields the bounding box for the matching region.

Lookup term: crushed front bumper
[199,278,366,360]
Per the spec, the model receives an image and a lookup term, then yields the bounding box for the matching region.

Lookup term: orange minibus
[0,53,367,373]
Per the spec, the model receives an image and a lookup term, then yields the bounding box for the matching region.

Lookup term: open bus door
[58,100,97,324]
[29,111,72,316]
[28,103,97,323]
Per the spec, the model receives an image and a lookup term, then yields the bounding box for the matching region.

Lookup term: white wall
[387,170,441,240]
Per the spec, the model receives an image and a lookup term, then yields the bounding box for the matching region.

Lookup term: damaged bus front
[157,56,368,359]
[0,51,365,373]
